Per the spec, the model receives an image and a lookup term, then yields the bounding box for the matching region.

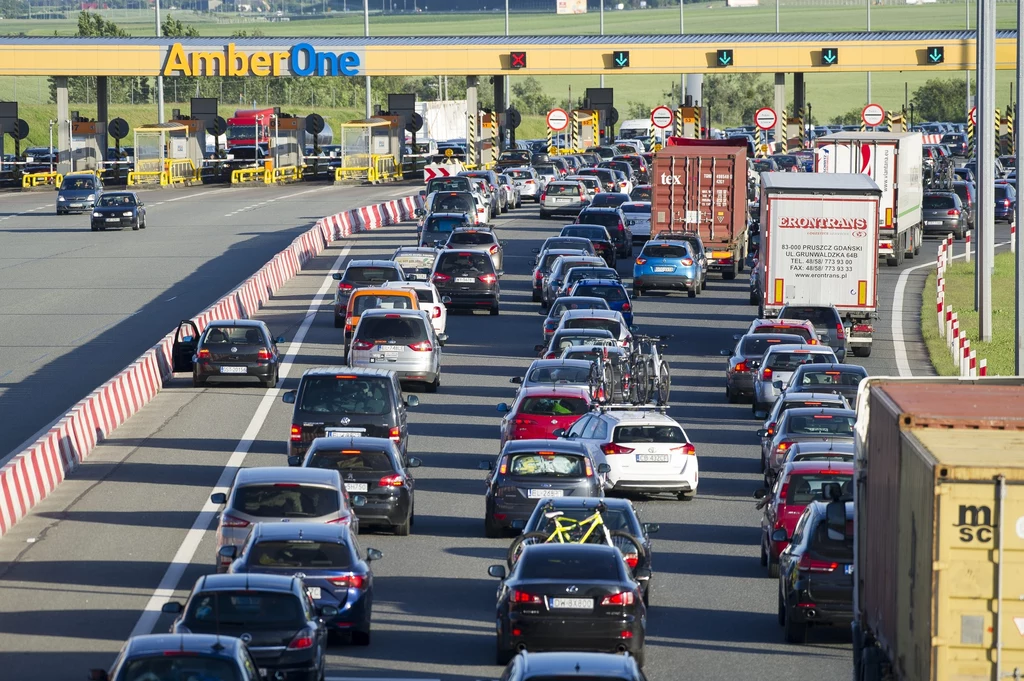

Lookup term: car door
[172,320,200,372]
[392,374,410,461]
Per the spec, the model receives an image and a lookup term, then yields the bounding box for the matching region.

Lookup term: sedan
[757,392,851,474]
[488,543,647,665]
[90,191,146,231]
[540,181,590,218]
[995,182,1017,223]
[589,192,631,208]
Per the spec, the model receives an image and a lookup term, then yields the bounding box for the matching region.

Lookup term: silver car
[565,174,602,201]
[752,344,839,417]
[210,466,360,572]
[620,201,652,242]
[444,226,505,272]
[348,308,446,392]
[506,166,542,202]
[497,173,522,209]
[540,180,590,219]
[555,308,632,347]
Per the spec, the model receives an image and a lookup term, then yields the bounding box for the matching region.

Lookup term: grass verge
[921,250,1018,376]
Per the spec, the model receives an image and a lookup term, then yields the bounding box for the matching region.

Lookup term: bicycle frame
[541,509,609,545]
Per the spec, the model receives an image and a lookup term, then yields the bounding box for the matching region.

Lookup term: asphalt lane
[0,196,960,681]
[0,182,417,462]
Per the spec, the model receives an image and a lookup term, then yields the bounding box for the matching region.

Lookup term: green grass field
[921,251,1019,377]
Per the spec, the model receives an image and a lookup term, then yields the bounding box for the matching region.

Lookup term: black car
[576,207,632,258]
[482,440,607,537]
[332,259,407,327]
[499,651,646,681]
[488,543,647,665]
[431,248,501,315]
[598,160,636,186]
[89,634,259,681]
[172,319,284,388]
[560,224,617,267]
[613,154,650,183]
[162,573,331,680]
[952,180,977,231]
[589,192,631,208]
[518,497,658,605]
[776,305,848,363]
[785,363,869,403]
[290,435,421,534]
[90,191,146,231]
[921,191,967,240]
[532,248,591,302]
[224,522,383,643]
[283,367,418,459]
[419,211,471,248]
[776,497,854,643]
[722,333,808,403]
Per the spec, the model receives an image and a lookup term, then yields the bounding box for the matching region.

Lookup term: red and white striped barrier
[0,192,424,538]
[922,134,942,144]
[933,231,996,377]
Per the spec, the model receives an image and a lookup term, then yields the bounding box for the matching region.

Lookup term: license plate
[455,277,475,283]
[528,488,564,498]
[377,345,405,352]
[636,453,671,462]
[306,586,322,599]
[555,197,570,203]
[654,266,674,273]
[106,218,120,222]
[925,220,942,225]
[407,273,426,281]
[219,366,247,374]
[549,597,593,609]
[844,564,854,575]
[325,427,364,436]
[345,482,368,493]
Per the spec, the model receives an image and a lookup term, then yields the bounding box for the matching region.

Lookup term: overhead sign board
[163,42,362,77]
[927,46,945,64]
[861,103,885,127]
[650,105,674,130]
[612,51,630,69]
[546,108,569,131]
[509,51,527,69]
[716,49,734,67]
[820,47,839,66]
[754,107,778,130]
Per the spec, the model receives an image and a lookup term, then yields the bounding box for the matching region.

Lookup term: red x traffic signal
[509,51,527,69]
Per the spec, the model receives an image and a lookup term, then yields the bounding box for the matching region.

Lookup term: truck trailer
[852,377,1024,681]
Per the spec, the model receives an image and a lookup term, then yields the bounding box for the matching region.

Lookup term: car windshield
[393,252,436,271]
[203,326,264,345]
[426,178,469,193]
[575,284,626,302]
[518,550,621,580]
[437,252,493,275]
[785,414,856,436]
[61,178,94,190]
[564,318,619,335]
[527,366,592,384]
[547,184,582,196]
[345,266,401,284]
[612,424,686,443]
[432,195,474,212]
[233,484,340,518]
[519,396,589,416]
[766,351,830,370]
[122,656,242,681]
[448,231,494,246]
[797,370,865,387]
[566,268,617,284]
[356,316,428,343]
[550,299,609,316]
[187,591,304,627]
[784,473,853,504]
[309,449,395,473]
[351,295,415,316]
[642,243,689,258]
[924,194,956,209]
[754,325,813,341]
[249,540,353,569]
[98,194,135,207]
[298,376,391,415]
[779,307,839,327]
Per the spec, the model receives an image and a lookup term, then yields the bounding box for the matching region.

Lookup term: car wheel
[91,224,99,231]
[687,288,696,298]
[141,217,147,229]
[351,628,371,646]
[760,536,769,566]
[853,346,872,358]
[749,291,759,305]
[784,608,807,644]
[263,372,277,389]
[642,581,651,607]
[132,220,140,231]
[726,385,737,403]
[484,515,502,539]
[394,513,411,536]
[630,646,645,668]
[676,490,694,501]
[426,376,439,393]
[777,590,786,625]
[768,552,780,578]
[532,290,541,302]
[722,270,737,280]
[490,304,500,316]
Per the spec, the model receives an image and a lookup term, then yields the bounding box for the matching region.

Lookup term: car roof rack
[593,403,669,414]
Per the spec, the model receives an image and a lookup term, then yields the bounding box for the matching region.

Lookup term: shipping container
[650,139,748,279]
[853,377,1024,681]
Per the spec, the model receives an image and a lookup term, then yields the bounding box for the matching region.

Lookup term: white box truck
[758,173,881,357]
[814,131,923,267]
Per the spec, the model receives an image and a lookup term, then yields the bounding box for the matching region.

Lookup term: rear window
[531,507,637,534]
[766,351,830,370]
[509,452,587,476]
[797,369,866,387]
[122,656,242,681]
[923,194,956,209]
[557,335,613,351]
[233,484,340,518]
[779,307,840,327]
[448,231,494,246]
[620,203,650,215]
[564,318,619,335]
[784,472,853,504]
[410,289,434,304]
[566,268,617,284]
[248,539,353,569]
[432,195,474,212]
[755,325,813,341]
[519,396,589,416]
[187,591,304,627]
[507,169,533,179]
[351,294,415,316]
[808,517,854,559]
[630,187,651,201]
[344,266,401,285]
[426,178,469,193]
[550,299,609,316]
[779,398,844,416]
[355,316,428,343]
[310,448,395,473]
[393,252,436,271]
[424,216,463,232]
[556,259,601,274]
[535,165,556,174]
[204,326,264,345]
[591,194,627,207]
[578,212,619,229]
[785,413,855,436]
[547,183,583,196]
[527,366,592,384]
[436,252,494,275]
[612,424,686,443]
[575,284,627,302]
[297,376,391,415]
[518,551,621,580]
[740,335,804,357]
[642,243,689,258]
[995,186,1013,199]
[544,238,591,252]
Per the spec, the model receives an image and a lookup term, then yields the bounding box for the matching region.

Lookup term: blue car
[632,239,702,298]
[568,277,633,326]
[995,182,1017,223]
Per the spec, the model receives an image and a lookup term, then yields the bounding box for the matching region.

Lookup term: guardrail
[272,165,302,183]
[935,232,988,377]
[334,154,402,184]
[231,167,269,185]
[128,170,169,187]
[21,171,63,189]
[166,158,199,186]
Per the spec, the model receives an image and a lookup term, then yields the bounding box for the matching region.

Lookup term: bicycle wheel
[656,362,671,406]
[631,360,648,405]
[609,530,648,573]
[601,364,614,404]
[506,531,551,568]
[588,363,603,402]
[638,359,654,404]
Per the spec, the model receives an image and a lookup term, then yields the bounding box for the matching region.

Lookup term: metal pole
[977,0,995,341]
[49,120,55,174]
[505,0,511,114]
[505,0,509,36]
[364,0,372,118]
[274,114,279,171]
[599,0,605,88]
[156,0,165,123]
[967,0,972,115]
[866,0,871,102]
[680,0,684,32]
[1016,0,1024,373]
[775,0,779,32]
[679,0,685,109]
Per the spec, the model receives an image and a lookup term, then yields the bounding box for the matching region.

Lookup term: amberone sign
[162,42,363,77]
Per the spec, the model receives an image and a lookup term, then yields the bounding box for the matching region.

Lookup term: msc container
[853,377,1024,681]
[650,139,748,279]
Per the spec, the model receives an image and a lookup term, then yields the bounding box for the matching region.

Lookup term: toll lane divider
[0,194,422,538]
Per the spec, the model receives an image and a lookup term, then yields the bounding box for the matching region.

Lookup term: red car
[495,385,592,450]
[755,460,853,578]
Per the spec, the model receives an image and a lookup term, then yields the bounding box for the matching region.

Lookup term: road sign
[612,51,630,68]
[927,46,945,64]
[406,112,424,133]
[969,107,977,126]
[423,165,456,182]
[108,117,129,140]
[506,107,522,129]
[754,107,778,131]
[546,108,569,131]
[651,106,674,130]
[861,103,885,127]
[717,49,734,67]
[820,47,839,66]
[607,107,619,126]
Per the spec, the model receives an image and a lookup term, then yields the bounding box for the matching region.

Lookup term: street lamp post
[156,0,165,123]
[364,0,371,118]
[866,0,872,101]
[599,0,605,88]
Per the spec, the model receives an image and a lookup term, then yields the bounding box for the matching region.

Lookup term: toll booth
[574,110,599,150]
[130,122,202,187]
[333,117,402,184]
[70,120,105,172]
[271,115,305,170]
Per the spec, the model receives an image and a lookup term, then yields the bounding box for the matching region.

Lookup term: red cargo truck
[650,138,749,279]
[226,107,277,149]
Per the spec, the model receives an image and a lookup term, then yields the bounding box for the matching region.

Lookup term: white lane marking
[222,186,328,217]
[892,239,1010,377]
[129,243,351,638]
[148,187,234,207]
[0,204,52,222]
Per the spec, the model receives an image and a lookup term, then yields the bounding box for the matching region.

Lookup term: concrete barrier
[0,193,423,537]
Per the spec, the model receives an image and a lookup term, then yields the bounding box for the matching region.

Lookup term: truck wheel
[852,346,872,358]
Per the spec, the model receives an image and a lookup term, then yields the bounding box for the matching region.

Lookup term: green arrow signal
[719,53,731,65]
[928,48,944,63]
[823,50,837,65]
[615,53,628,66]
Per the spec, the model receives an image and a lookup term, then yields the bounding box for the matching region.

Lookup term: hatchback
[721,333,808,403]
[431,248,501,314]
[482,440,608,537]
[576,207,632,257]
[56,172,102,214]
[497,173,522,209]
[424,190,486,226]
[332,259,407,327]
[569,279,633,326]
[172,319,284,389]
[559,224,618,267]
[162,573,330,679]
[762,407,856,484]
[782,441,855,467]
[349,309,445,392]
[445,226,505,271]
[743,318,821,346]
[776,305,848,363]
[344,287,420,344]
[922,191,967,239]
[534,164,560,189]
[598,161,635,193]
[533,248,590,302]
[537,328,616,360]
[90,191,146,231]
[556,309,631,347]
[544,255,608,307]
[511,359,596,392]
[382,280,449,335]
[540,296,611,343]
[565,174,602,200]
[785,363,868,403]
[290,436,421,534]
[225,522,383,641]
[506,167,543,202]
[497,385,593,449]
[613,154,649,183]
[995,182,1017,223]
[90,634,258,681]
[752,344,838,417]
[633,239,701,298]
[558,265,621,298]
[418,211,470,248]
[619,201,651,242]
[540,181,590,218]
[390,246,439,282]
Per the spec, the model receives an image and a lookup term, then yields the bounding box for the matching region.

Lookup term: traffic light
[926,46,945,64]
[509,51,527,69]
[820,47,839,66]
[612,51,630,69]
[716,49,734,67]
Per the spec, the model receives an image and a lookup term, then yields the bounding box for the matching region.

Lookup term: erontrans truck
[851,377,1024,681]
[758,173,881,357]
[813,131,924,267]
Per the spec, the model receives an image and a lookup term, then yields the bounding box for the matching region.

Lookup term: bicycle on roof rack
[625,334,672,406]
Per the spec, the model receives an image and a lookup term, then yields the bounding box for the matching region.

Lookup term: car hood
[93,204,135,213]
[59,189,96,199]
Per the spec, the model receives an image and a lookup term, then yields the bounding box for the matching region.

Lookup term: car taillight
[338,282,354,290]
[432,273,451,284]
[221,514,250,528]
[328,574,366,589]
[539,192,547,201]
[290,424,302,442]
[621,302,631,313]
[489,244,499,254]
[498,456,508,475]
[525,179,535,185]
[799,555,839,573]
[734,361,749,372]
[601,442,635,455]
[765,422,776,437]
[287,632,315,650]
[622,553,639,569]
[948,209,961,216]
[544,352,556,359]
[601,590,635,606]
[379,473,405,487]
[535,270,544,281]
[388,426,401,442]
[835,323,846,341]
[775,440,794,455]
[432,306,442,318]
[680,257,693,266]
[351,339,374,351]
[671,443,696,456]
[617,222,625,232]
[635,257,647,265]
[408,340,433,352]
[326,515,351,526]
[584,459,594,477]
[762,367,773,380]
[197,348,211,359]
[512,590,543,604]
[479,273,497,284]
[1004,199,1011,207]
[852,324,873,333]
[257,348,271,360]
[513,417,536,426]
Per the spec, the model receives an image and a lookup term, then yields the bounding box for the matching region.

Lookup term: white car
[383,280,449,335]
[560,406,698,500]
[555,308,631,347]
[425,189,488,226]
[565,174,602,201]
[620,201,651,242]
[506,167,542,202]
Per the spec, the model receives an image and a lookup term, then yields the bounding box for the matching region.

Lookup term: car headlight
[58,196,66,201]
[92,212,102,217]
[123,211,133,217]
[87,194,95,201]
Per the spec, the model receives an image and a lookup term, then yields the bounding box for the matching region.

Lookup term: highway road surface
[0,197,991,681]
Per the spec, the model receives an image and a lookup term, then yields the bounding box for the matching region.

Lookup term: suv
[559,407,698,500]
[633,239,701,298]
[431,248,501,315]
[283,367,418,458]
[348,308,445,393]
[332,260,407,327]
[776,305,848,363]
[576,207,632,258]
[90,634,259,681]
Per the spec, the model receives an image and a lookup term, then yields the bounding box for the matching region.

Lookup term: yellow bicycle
[506,502,646,570]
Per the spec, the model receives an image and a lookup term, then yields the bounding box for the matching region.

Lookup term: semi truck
[226,107,278,149]
[758,172,880,357]
[814,131,923,267]
[852,377,1024,681]
[650,138,749,279]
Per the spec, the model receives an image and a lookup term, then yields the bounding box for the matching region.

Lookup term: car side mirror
[773,380,784,390]
[771,528,788,543]
[218,545,237,560]
[633,567,652,581]
[753,488,767,500]
[210,492,227,505]
[367,548,384,562]
[276,336,285,343]
[510,376,523,384]
[161,601,183,614]
[756,429,767,438]
[496,402,510,413]
[534,344,545,353]
[406,395,419,407]
[287,455,302,467]
[479,459,496,471]
[441,296,452,304]
[488,565,507,579]
[437,333,448,347]
[318,605,340,618]
[331,273,342,280]
[414,208,425,217]
[552,428,567,438]
[720,349,732,356]
[282,390,296,404]
[597,463,611,474]
[351,495,367,507]
[642,522,660,534]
